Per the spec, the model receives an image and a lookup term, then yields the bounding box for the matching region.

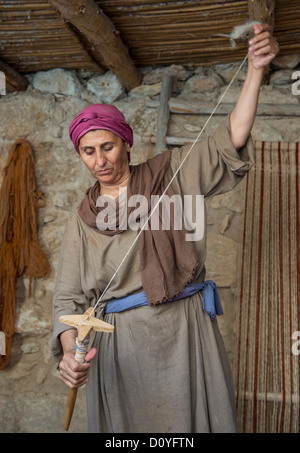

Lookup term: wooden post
[48,0,142,91]
[155,74,173,155]
[247,0,276,84]
[0,59,28,92]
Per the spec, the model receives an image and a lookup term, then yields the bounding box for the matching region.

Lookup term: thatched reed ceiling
[0,0,299,91]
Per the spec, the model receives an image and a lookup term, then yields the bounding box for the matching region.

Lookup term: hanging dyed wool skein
[0,139,51,370]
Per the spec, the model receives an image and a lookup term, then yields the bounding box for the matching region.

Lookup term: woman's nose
[95,150,106,167]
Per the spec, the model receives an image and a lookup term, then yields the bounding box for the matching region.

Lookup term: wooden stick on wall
[155,74,173,155]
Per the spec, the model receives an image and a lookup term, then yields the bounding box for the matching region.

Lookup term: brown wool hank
[0,139,51,369]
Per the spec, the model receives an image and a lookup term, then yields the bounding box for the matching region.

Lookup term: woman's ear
[125,142,131,162]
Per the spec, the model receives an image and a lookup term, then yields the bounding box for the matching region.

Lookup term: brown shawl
[77,150,198,305]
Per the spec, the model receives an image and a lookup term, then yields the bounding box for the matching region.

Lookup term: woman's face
[78,129,130,186]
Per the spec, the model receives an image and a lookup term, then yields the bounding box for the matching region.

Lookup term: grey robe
[51,116,254,433]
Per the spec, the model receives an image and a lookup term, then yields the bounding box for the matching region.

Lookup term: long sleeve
[51,211,89,367]
[168,115,255,198]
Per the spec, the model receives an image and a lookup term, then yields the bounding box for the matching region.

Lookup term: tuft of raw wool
[229,21,261,47]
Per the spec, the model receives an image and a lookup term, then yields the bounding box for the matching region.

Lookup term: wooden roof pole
[247,0,276,84]
[247,0,276,26]
[63,20,106,74]
[48,0,142,91]
[0,59,28,92]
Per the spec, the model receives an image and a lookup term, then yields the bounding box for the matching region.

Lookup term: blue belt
[105,280,223,320]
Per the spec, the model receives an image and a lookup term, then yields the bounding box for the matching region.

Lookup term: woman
[52,24,278,432]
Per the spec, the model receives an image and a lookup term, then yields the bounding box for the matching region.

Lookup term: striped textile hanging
[235,141,300,433]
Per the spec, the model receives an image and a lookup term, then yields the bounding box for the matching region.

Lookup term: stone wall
[0,55,299,432]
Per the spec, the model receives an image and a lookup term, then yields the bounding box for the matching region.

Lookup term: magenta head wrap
[69,104,133,154]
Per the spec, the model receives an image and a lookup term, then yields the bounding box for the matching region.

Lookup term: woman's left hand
[248,23,279,69]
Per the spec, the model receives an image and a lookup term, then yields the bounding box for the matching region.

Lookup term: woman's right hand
[59,329,97,389]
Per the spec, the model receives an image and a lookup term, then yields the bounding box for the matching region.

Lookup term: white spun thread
[74,337,90,362]
[78,52,249,328]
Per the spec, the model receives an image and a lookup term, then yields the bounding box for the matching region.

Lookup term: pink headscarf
[69,104,133,154]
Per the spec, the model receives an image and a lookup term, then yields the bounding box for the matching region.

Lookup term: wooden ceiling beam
[247,0,276,84]
[62,19,106,74]
[48,0,142,91]
[0,59,28,92]
[248,0,276,26]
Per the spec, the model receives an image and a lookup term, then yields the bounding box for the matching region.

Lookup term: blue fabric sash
[105,280,223,320]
